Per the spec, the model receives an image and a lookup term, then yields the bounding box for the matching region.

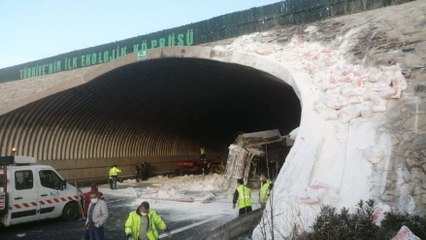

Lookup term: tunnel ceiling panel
[0,57,301,158]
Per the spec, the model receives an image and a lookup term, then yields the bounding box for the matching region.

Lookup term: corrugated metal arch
[0,47,301,180]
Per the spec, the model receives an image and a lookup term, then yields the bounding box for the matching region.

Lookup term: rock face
[207,1,425,238]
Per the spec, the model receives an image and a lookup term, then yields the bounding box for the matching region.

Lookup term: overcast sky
[0,0,280,69]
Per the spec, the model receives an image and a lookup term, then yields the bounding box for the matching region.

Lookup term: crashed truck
[220,129,294,191]
[198,130,294,239]
[0,155,81,227]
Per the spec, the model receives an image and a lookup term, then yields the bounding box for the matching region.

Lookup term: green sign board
[137,50,147,61]
[0,0,395,83]
[18,29,194,80]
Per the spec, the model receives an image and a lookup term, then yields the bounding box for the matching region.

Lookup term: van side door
[38,168,66,219]
[8,168,39,225]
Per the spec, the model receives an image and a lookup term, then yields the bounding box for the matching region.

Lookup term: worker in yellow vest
[200,147,206,161]
[109,164,123,190]
[125,201,171,240]
[259,172,273,208]
[232,178,252,216]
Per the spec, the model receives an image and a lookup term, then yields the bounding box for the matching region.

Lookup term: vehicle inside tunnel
[0,57,301,179]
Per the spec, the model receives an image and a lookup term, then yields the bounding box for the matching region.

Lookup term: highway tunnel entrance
[0,57,301,181]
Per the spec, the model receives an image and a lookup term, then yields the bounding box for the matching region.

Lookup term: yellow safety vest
[259,179,272,204]
[237,185,252,209]
[109,167,122,179]
[124,210,167,240]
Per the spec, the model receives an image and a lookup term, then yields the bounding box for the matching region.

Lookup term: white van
[0,155,81,226]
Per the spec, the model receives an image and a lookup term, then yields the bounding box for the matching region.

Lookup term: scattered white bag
[372,202,391,226]
[319,94,350,110]
[360,101,374,118]
[391,226,421,240]
[289,127,299,140]
[299,183,330,204]
[378,87,396,99]
[390,73,408,98]
[372,98,387,112]
[314,102,339,120]
[363,147,385,164]
[338,104,361,123]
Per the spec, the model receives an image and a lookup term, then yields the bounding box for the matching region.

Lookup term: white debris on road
[81,174,260,226]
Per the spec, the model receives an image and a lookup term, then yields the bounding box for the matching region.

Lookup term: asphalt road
[0,194,235,240]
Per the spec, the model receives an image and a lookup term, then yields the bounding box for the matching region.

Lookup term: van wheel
[62,202,79,221]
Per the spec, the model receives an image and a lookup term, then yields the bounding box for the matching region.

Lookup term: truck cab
[0,156,81,227]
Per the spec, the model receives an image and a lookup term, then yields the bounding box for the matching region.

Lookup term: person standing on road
[83,183,104,217]
[125,201,171,240]
[233,178,252,216]
[200,147,206,161]
[142,161,150,181]
[109,164,123,189]
[82,183,104,240]
[259,172,273,208]
[136,163,143,182]
[85,192,109,240]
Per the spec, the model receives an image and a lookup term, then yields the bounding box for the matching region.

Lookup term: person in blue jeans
[86,192,109,240]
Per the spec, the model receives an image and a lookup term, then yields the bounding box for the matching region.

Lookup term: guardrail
[197,209,262,240]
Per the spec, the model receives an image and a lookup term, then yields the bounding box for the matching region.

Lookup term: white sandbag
[363,147,385,163]
[299,183,330,204]
[314,102,339,120]
[360,101,374,118]
[319,82,338,91]
[372,202,391,226]
[362,90,381,101]
[351,76,365,88]
[366,68,382,82]
[348,96,362,104]
[391,226,421,240]
[378,87,396,99]
[338,104,361,123]
[289,127,299,140]
[372,98,387,112]
[340,83,354,96]
[319,49,338,66]
[319,94,350,110]
[352,86,367,96]
[390,73,408,98]
[369,82,392,92]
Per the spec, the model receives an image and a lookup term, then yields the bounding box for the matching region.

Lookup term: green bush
[298,199,426,240]
[305,199,378,240]
[380,213,426,239]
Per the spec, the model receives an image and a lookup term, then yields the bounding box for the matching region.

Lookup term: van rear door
[8,167,39,225]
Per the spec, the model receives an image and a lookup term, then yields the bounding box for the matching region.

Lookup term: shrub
[379,212,426,239]
[298,199,426,240]
[305,199,378,240]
